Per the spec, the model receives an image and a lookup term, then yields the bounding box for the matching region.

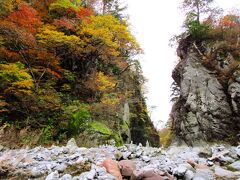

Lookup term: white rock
[146,140,150,148]
[122,152,131,159]
[173,165,187,177]
[72,176,81,180]
[98,173,116,180]
[95,166,107,176]
[30,167,42,178]
[218,156,235,164]
[215,166,236,179]
[236,146,240,157]
[194,169,214,180]
[135,150,143,157]
[54,163,67,173]
[184,170,194,180]
[45,171,59,180]
[66,138,78,149]
[142,156,151,163]
[87,169,96,179]
[229,161,240,171]
[78,169,96,180]
[206,160,214,166]
[60,174,72,180]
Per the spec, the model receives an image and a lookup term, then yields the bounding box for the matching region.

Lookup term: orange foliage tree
[7,3,42,33]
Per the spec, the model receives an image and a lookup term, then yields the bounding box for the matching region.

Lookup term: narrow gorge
[0,0,240,179]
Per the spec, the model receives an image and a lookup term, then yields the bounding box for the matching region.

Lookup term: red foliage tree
[7,3,42,33]
[53,18,76,32]
[76,7,93,20]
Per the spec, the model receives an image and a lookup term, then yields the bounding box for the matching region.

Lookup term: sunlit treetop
[80,14,141,57]
[49,0,82,11]
[37,24,82,48]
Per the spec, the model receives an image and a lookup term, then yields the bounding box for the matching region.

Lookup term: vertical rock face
[171,43,239,146]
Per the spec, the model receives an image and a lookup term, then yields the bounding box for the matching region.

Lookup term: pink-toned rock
[102,159,122,180]
[187,159,208,169]
[119,160,136,177]
[131,169,173,180]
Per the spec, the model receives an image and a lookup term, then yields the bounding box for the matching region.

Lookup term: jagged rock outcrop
[171,39,240,146]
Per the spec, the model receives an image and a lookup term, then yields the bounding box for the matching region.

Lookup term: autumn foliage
[0,0,146,145]
[7,3,42,33]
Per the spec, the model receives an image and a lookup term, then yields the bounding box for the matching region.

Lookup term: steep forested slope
[0,0,159,147]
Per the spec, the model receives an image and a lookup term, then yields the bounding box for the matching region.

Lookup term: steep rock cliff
[171,37,240,146]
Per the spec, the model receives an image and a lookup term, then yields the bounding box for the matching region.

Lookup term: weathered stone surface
[171,51,237,145]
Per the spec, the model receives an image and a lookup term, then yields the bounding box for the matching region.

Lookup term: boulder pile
[0,139,239,179]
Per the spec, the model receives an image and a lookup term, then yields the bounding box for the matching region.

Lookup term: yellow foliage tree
[80,14,141,58]
[37,25,82,49]
[85,71,117,93]
[0,62,34,95]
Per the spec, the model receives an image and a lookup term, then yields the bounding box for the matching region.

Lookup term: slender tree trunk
[196,1,200,23]
[102,0,106,14]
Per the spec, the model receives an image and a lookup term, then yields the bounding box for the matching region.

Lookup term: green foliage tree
[181,0,214,23]
[185,12,210,39]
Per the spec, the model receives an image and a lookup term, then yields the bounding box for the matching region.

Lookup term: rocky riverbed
[0,139,240,180]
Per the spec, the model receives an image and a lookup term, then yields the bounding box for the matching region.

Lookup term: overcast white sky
[123,0,240,129]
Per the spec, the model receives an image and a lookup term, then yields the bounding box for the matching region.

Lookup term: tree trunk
[196,0,200,23]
